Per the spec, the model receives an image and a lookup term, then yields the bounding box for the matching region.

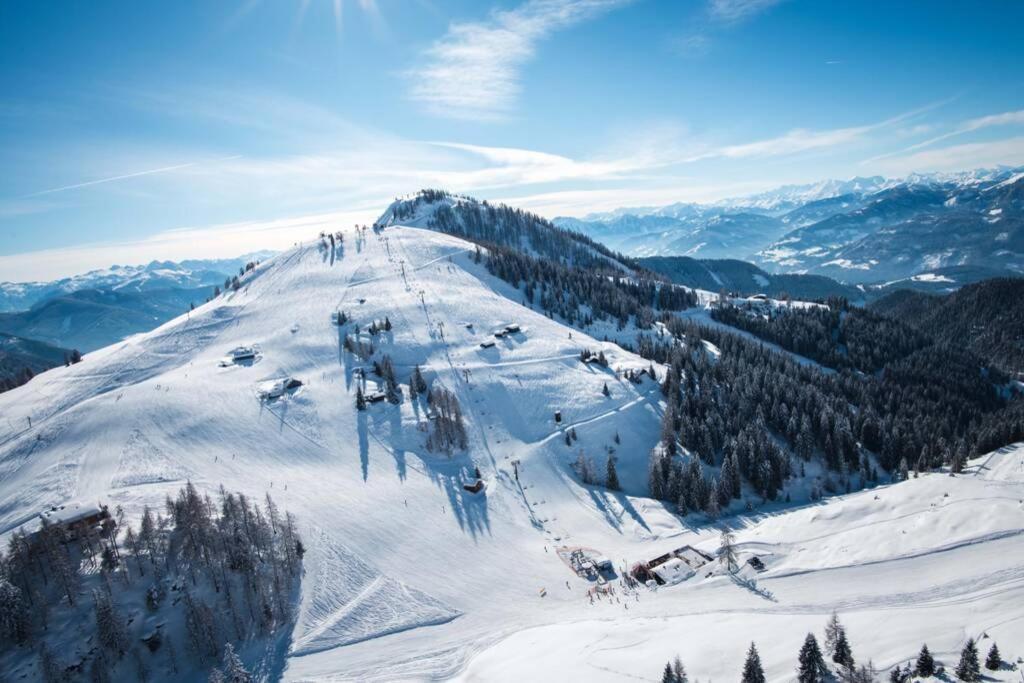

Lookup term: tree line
[658,610,1006,683]
[0,483,303,682]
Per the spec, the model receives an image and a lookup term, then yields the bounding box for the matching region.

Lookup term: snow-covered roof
[652,558,695,586]
[40,503,105,526]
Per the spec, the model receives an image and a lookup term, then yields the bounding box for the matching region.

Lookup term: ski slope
[1,224,1022,681]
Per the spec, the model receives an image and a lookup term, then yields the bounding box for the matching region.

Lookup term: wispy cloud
[707,0,783,23]
[674,0,782,58]
[407,0,629,120]
[24,156,242,198]
[888,109,1024,157]
[869,136,1024,176]
[688,102,944,162]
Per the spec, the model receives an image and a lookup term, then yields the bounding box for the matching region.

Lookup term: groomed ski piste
[1,219,1022,681]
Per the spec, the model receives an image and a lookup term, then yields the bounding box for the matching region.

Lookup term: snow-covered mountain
[712,175,899,213]
[0,286,216,353]
[555,167,1024,287]
[2,200,1023,681]
[0,253,276,313]
[758,171,1024,283]
[554,210,790,259]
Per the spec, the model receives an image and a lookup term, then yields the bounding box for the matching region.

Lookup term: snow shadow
[357,410,370,481]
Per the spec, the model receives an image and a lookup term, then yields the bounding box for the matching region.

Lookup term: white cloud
[407,0,629,120]
[898,109,1024,155]
[707,0,782,22]
[0,207,381,282]
[862,108,1024,165]
[25,156,242,198]
[870,136,1024,176]
[688,103,942,162]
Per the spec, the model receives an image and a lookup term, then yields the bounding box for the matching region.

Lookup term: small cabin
[365,391,386,403]
[593,555,614,573]
[35,503,111,542]
[493,330,507,339]
[479,340,496,349]
[747,556,766,572]
[750,293,769,301]
[554,410,562,423]
[652,557,695,585]
[504,324,521,334]
[228,346,257,361]
[463,479,486,494]
[261,377,303,399]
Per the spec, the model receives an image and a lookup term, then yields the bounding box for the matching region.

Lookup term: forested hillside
[387,193,1024,511]
[870,278,1024,376]
[639,255,861,301]
[0,333,75,393]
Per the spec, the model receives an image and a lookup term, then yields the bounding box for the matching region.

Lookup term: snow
[821,258,873,270]
[2,222,1023,681]
[652,557,694,585]
[910,273,955,283]
[460,446,1024,682]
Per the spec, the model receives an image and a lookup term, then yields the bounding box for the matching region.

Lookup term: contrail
[25,154,242,197]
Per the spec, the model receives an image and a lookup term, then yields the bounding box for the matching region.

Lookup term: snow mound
[111,428,192,488]
[292,531,460,656]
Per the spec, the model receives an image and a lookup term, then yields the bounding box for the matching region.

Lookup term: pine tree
[672,655,687,683]
[719,529,737,573]
[662,661,675,683]
[93,588,127,657]
[411,365,427,394]
[797,633,827,683]
[985,642,1000,671]
[833,627,854,669]
[955,638,980,682]
[605,454,620,491]
[0,578,29,644]
[824,611,842,656]
[39,643,63,683]
[220,643,253,683]
[660,408,677,457]
[356,387,366,410]
[742,642,766,683]
[897,457,909,482]
[602,382,610,397]
[916,643,935,677]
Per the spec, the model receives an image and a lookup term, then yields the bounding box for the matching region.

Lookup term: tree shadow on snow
[387,405,407,481]
[587,489,623,533]
[357,409,370,482]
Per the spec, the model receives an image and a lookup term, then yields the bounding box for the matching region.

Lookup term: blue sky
[2,0,1023,280]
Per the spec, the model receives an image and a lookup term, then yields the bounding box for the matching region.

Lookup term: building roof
[652,557,695,585]
[40,503,105,526]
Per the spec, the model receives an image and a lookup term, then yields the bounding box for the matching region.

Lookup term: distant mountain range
[555,167,1024,286]
[0,253,275,312]
[0,253,275,355]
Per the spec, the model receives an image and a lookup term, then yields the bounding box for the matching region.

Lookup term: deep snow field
[1,224,1022,681]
